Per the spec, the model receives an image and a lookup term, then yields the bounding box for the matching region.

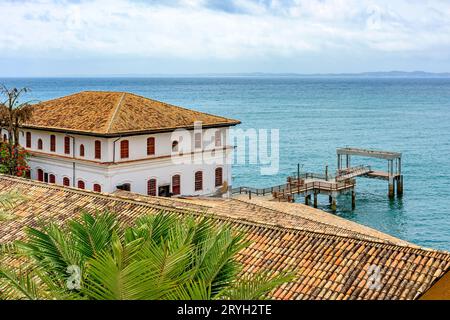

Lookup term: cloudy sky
[1,0,450,76]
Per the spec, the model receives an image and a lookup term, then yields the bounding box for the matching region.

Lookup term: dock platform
[232,147,403,212]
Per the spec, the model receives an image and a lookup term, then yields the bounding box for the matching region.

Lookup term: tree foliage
[0,85,33,176]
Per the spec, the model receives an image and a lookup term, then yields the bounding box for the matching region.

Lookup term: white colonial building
[2,91,240,197]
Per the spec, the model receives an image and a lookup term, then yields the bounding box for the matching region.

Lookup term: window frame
[172,175,181,195]
[95,140,101,159]
[37,169,44,182]
[215,167,223,187]
[50,135,56,152]
[147,178,157,196]
[147,137,155,156]
[194,171,203,191]
[77,180,85,190]
[26,132,31,148]
[172,140,179,152]
[215,130,222,147]
[64,137,71,155]
[194,132,202,149]
[63,177,70,186]
[120,140,129,159]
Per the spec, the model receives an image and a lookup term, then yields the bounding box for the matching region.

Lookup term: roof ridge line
[106,92,126,133]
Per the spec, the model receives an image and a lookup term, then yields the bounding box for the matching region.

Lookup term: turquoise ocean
[1,77,450,250]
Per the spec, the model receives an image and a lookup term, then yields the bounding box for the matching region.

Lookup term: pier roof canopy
[337,147,402,160]
[0,175,449,300]
[22,91,241,136]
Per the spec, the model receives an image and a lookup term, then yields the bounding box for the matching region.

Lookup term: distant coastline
[2,71,450,78]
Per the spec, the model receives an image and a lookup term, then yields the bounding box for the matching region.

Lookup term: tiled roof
[0,175,449,300]
[22,91,240,136]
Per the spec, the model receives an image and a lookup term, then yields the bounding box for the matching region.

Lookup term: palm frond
[19,223,81,277]
[0,266,42,300]
[69,211,118,259]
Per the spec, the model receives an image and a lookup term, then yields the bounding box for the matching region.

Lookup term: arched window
[194,171,203,191]
[37,169,44,182]
[215,130,222,147]
[63,177,70,186]
[172,140,179,152]
[120,140,129,159]
[26,132,31,148]
[172,175,181,195]
[195,132,202,149]
[93,184,102,192]
[215,167,223,187]
[49,174,56,184]
[37,139,43,150]
[79,144,85,157]
[50,135,56,152]
[64,137,71,154]
[147,179,157,196]
[147,137,155,155]
[77,180,85,189]
[95,140,101,159]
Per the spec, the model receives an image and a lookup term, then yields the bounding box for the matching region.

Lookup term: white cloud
[1,0,450,60]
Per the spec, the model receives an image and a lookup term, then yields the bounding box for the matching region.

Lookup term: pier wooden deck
[337,147,403,198]
[232,147,403,212]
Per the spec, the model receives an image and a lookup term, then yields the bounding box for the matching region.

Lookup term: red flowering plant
[0,85,34,178]
[0,141,30,177]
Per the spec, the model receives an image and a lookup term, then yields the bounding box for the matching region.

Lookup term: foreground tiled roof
[0,175,449,300]
[22,91,240,136]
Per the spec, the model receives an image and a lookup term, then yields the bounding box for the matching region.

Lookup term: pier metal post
[388,159,395,198]
[304,194,311,206]
[397,175,403,196]
[314,192,318,208]
[331,194,337,212]
[351,189,356,210]
[388,180,395,198]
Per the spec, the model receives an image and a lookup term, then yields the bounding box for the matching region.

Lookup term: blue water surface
[1,76,449,250]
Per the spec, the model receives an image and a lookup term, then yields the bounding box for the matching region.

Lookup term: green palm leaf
[0,211,292,300]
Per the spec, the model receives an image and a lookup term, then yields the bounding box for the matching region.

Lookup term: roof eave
[19,121,241,138]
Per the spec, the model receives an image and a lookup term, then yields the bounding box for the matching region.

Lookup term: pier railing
[231,178,356,197]
[335,165,372,181]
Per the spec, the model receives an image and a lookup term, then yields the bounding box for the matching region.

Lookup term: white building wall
[6,126,234,197]
[28,149,231,196]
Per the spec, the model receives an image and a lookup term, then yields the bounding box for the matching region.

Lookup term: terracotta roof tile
[23,91,240,136]
[0,175,450,300]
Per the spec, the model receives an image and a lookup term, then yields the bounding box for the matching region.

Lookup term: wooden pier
[336,147,403,198]
[232,147,403,212]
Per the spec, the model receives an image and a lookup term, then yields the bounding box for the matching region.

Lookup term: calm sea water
[1,77,450,251]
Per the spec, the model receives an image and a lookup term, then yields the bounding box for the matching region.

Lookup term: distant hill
[190,71,450,78]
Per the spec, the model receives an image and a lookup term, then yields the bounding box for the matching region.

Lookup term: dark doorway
[44,173,49,183]
[159,185,171,197]
[116,183,131,192]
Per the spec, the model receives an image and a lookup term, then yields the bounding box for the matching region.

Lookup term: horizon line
[2,70,450,78]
